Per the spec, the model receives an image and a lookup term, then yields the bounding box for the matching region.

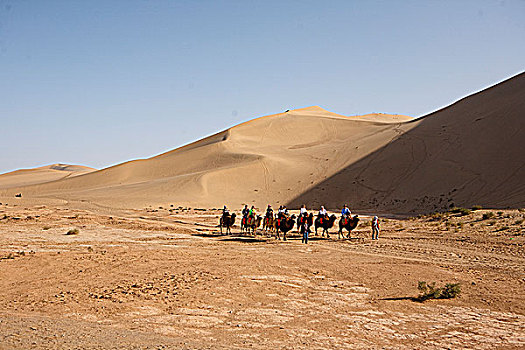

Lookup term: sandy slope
[0,108,413,210]
[1,73,523,214]
[0,164,95,190]
[290,72,525,213]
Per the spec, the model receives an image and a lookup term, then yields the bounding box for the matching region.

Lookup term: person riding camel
[222,205,230,222]
[242,205,249,218]
[247,206,256,225]
[341,205,351,224]
[318,206,328,224]
[299,204,307,218]
[341,204,351,217]
[265,205,273,218]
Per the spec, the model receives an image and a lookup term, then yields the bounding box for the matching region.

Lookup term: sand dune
[0,108,413,210]
[0,164,95,190]
[290,72,525,213]
[1,73,523,214]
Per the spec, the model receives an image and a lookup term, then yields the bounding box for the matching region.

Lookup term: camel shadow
[220,237,267,243]
[191,232,229,238]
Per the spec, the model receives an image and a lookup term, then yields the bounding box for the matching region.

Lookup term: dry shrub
[417,281,461,302]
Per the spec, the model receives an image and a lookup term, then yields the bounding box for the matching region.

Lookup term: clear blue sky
[1,0,524,173]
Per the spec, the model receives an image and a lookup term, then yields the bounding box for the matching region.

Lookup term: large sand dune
[289,72,525,213]
[0,108,413,210]
[1,73,524,214]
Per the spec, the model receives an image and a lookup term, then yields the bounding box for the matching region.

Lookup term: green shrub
[440,283,462,299]
[66,228,79,235]
[497,211,503,216]
[417,281,461,301]
[471,205,483,210]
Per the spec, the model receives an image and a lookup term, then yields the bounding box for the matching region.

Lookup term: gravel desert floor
[1,198,524,349]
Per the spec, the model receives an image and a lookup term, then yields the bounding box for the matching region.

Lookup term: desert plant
[450,207,471,216]
[488,220,496,226]
[497,211,503,216]
[417,281,461,301]
[471,205,483,211]
[43,226,51,230]
[440,283,462,299]
[66,228,79,235]
[515,219,523,225]
[482,212,495,220]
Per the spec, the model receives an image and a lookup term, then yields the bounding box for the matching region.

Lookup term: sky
[1,0,524,174]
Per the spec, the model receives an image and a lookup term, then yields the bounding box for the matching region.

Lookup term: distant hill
[0,164,95,190]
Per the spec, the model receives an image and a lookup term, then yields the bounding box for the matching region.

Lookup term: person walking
[301,209,310,244]
[371,216,380,240]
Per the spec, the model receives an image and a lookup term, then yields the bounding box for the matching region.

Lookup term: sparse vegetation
[66,228,79,235]
[43,226,51,230]
[488,220,496,226]
[482,212,495,220]
[450,207,471,216]
[471,205,483,210]
[497,211,503,216]
[416,281,461,302]
[515,219,523,225]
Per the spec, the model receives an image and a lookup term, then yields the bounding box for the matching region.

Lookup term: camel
[219,213,236,234]
[243,215,262,235]
[262,215,274,234]
[240,216,249,233]
[314,214,337,237]
[275,214,296,241]
[296,213,314,233]
[338,215,359,239]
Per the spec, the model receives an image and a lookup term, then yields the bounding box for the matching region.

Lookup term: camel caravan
[219,203,363,243]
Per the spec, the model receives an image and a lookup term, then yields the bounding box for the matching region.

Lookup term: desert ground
[1,197,524,349]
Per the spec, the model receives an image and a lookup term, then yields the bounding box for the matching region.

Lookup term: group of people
[221,204,380,241]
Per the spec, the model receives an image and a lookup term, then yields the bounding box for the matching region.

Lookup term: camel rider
[265,205,273,218]
[299,204,307,218]
[249,206,256,217]
[242,205,249,218]
[222,206,230,222]
[341,204,351,218]
[318,206,328,223]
